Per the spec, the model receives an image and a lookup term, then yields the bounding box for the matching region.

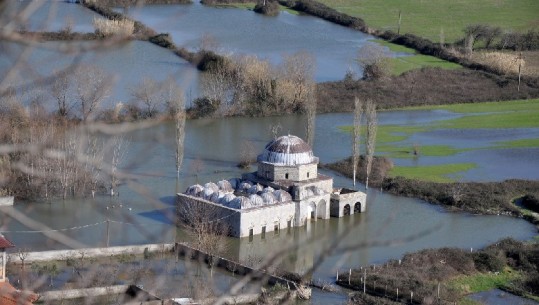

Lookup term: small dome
[185,184,203,196]
[262,186,275,193]
[247,183,263,194]
[261,192,275,205]
[249,194,264,207]
[229,196,252,209]
[210,191,226,203]
[239,181,252,191]
[258,135,315,166]
[218,180,234,193]
[202,187,214,200]
[204,182,219,193]
[274,190,292,202]
[220,193,236,205]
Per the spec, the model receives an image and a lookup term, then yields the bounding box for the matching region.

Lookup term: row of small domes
[185,179,292,209]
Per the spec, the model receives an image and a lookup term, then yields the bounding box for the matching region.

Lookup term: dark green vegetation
[340,239,539,304]
[254,0,280,16]
[382,178,539,217]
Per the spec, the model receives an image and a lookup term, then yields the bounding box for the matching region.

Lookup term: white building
[177,135,366,238]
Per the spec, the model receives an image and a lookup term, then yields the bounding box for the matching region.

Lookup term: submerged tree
[162,79,186,179]
[304,82,316,148]
[364,100,378,190]
[352,97,363,187]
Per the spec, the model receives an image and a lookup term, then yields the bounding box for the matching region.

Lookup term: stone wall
[258,162,318,182]
[8,244,175,263]
[0,196,14,206]
[330,189,367,217]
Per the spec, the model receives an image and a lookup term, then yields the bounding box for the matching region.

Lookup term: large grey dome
[258,135,316,166]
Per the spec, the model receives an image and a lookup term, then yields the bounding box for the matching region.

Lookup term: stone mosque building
[176,135,366,238]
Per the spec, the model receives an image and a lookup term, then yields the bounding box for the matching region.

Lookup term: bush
[521,194,539,213]
[188,97,220,118]
[195,50,229,72]
[473,252,505,272]
[149,33,176,49]
[284,0,365,30]
[254,0,280,16]
[93,18,135,36]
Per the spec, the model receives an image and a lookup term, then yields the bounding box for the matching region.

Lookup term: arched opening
[285,173,289,179]
[354,202,362,214]
[317,199,327,219]
[343,204,351,216]
[308,202,316,220]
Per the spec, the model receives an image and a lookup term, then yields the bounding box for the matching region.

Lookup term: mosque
[176,135,366,238]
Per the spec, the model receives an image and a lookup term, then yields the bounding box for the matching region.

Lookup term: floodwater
[2,114,537,284]
[120,2,379,82]
[1,0,96,33]
[469,289,539,305]
[1,2,538,303]
[0,40,200,108]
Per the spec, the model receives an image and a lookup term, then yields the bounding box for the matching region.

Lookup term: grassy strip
[374,40,462,75]
[449,268,521,294]
[390,54,462,75]
[401,99,539,114]
[388,163,476,183]
[378,144,464,158]
[437,111,539,129]
[213,2,299,14]
[495,138,539,149]
[317,0,539,43]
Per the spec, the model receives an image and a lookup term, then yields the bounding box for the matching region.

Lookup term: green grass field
[319,0,539,43]
[375,40,462,75]
[449,268,520,294]
[388,163,476,182]
[340,99,539,181]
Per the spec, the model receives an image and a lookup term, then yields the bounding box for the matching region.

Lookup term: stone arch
[308,202,317,220]
[317,199,327,219]
[354,202,362,214]
[343,204,351,216]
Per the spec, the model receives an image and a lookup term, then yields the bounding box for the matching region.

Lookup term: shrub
[472,52,525,75]
[254,0,280,16]
[149,33,176,49]
[188,97,220,118]
[473,252,505,272]
[195,50,229,72]
[521,194,539,213]
[93,17,134,36]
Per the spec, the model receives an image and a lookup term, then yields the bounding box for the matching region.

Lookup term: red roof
[0,282,39,305]
[0,235,14,249]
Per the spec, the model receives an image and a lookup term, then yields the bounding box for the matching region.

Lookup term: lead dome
[257,135,315,166]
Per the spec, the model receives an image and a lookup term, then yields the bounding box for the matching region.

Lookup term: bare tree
[161,80,186,179]
[352,97,364,187]
[51,70,75,118]
[177,197,230,275]
[74,65,112,122]
[356,43,391,80]
[304,82,316,148]
[130,77,161,118]
[281,51,315,108]
[364,100,378,190]
[109,136,129,196]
